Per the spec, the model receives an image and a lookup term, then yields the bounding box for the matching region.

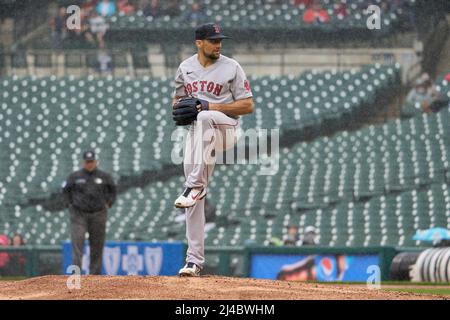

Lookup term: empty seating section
[206,110,450,247]
[242,64,399,131]
[0,67,448,247]
[107,0,412,33]
[0,65,398,206]
[401,71,450,118]
[2,108,448,247]
[0,75,173,205]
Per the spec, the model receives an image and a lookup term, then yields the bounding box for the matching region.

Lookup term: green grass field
[305,280,450,286]
[0,276,27,281]
[303,280,450,296]
[383,288,450,296]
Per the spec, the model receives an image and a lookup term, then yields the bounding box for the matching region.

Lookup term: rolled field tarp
[389,252,421,281]
[410,248,450,282]
[438,249,450,283]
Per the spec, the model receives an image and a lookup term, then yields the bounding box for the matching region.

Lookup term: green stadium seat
[0,66,448,248]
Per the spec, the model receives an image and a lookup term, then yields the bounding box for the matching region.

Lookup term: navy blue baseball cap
[83,150,96,161]
[195,23,230,40]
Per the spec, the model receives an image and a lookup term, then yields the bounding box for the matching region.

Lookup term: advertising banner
[251,254,379,282]
[62,241,185,276]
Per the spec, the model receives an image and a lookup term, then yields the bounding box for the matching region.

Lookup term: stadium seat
[0,67,448,248]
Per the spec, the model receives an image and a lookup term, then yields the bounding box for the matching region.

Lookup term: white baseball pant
[182,110,239,268]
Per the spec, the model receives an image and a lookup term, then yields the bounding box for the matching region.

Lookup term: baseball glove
[172,97,209,126]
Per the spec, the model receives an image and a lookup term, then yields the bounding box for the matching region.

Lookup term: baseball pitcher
[172,23,254,276]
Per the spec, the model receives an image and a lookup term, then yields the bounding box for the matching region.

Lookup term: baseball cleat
[178,262,201,277]
[174,187,206,208]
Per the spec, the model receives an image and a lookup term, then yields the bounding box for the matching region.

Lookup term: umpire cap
[83,150,96,161]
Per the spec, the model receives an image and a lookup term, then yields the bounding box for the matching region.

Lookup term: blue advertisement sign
[251,254,379,282]
[63,241,185,276]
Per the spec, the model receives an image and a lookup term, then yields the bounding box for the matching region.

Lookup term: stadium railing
[0,245,60,277]
[0,47,417,80]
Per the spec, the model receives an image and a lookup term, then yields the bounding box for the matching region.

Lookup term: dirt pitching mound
[0,275,446,300]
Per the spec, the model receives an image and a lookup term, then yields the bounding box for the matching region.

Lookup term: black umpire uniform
[62,150,116,275]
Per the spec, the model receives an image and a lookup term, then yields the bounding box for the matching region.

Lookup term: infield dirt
[0,275,448,300]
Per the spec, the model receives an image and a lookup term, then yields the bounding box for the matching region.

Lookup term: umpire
[62,150,116,275]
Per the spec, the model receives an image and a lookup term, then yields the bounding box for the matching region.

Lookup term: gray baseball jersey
[173,54,253,103]
[173,54,253,269]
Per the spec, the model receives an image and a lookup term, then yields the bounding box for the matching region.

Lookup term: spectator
[50,6,67,50]
[403,78,430,117]
[406,73,439,113]
[302,226,318,246]
[97,0,116,17]
[89,10,109,48]
[0,234,10,276]
[445,73,450,83]
[284,225,300,246]
[269,237,284,246]
[380,2,391,14]
[80,2,95,23]
[420,73,434,89]
[165,0,181,17]
[64,6,97,49]
[97,49,113,73]
[428,96,450,113]
[303,2,330,24]
[7,234,26,276]
[143,0,161,18]
[11,234,25,246]
[81,0,98,13]
[66,1,96,47]
[117,0,135,15]
[185,2,208,27]
[334,2,348,19]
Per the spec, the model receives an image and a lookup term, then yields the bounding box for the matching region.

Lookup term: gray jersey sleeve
[173,67,187,98]
[230,63,253,101]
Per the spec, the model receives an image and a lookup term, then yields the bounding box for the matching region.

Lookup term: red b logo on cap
[213,24,220,33]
